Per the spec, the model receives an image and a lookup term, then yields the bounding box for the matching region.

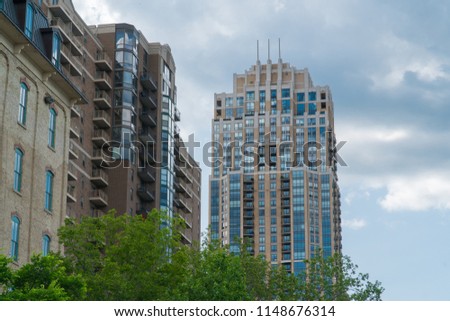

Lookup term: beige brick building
[0,0,84,265]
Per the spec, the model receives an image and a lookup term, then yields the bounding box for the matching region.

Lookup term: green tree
[0,253,86,301]
[58,209,186,300]
[300,250,384,301]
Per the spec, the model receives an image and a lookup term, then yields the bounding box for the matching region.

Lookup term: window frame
[18,82,28,125]
[10,216,20,261]
[45,170,54,212]
[42,234,51,256]
[48,108,57,148]
[13,148,24,192]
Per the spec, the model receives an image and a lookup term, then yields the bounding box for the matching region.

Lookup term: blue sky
[73,0,450,300]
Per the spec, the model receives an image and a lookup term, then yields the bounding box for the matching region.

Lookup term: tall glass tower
[209,58,342,274]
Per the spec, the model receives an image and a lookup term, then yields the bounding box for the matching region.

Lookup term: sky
[72,0,450,300]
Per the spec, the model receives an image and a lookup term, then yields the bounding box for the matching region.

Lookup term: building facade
[209,57,342,274]
[1,0,201,265]
[0,0,84,265]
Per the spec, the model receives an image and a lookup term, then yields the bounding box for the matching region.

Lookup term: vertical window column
[10,216,20,261]
[45,171,54,212]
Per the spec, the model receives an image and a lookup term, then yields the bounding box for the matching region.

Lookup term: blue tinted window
[297,103,305,115]
[308,103,316,115]
[25,3,34,38]
[42,235,51,256]
[297,92,305,102]
[14,148,23,192]
[10,216,20,261]
[282,88,290,98]
[45,171,54,212]
[308,92,316,101]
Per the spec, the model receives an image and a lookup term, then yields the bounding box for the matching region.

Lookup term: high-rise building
[1,0,201,265]
[209,56,342,274]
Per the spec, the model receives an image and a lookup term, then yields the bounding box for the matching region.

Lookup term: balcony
[71,105,81,118]
[174,106,180,122]
[67,162,77,181]
[93,90,112,110]
[67,184,76,203]
[244,202,254,209]
[140,72,157,91]
[48,0,73,23]
[281,191,290,199]
[92,148,110,167]
[140,91,157,109]
[139,109,157,127]
[95,51,113,71]
[93,110,111,129]
[175,164,187,179]
[89,189,108,207]
[281,200,290,208]
[137,185,155,202]
[281,182,290,190]
[178,197,192,213]
[69,125,79,139]
[137,167,156,183]
[60,44,82,76]
[94,71,112,91]
[138,128,155,145]
[50,18,83,56]
[69,141,78,160]
[92,129,110,147]
[174,124,180,138]
[91,168,109,187]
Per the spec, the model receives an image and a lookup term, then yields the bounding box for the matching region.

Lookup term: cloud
[342,218,367,230]
[380,173,450,212]
[72,0,120,25]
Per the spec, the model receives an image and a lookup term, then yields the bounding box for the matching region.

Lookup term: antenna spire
[257,40,260,64]
[268,38,271,63]
[278,38,282,62]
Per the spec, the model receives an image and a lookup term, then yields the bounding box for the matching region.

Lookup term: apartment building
[0,0,201,265]
[209,56,342,274]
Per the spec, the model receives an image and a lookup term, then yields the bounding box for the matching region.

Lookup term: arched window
[10,216,20,261]
[48,108,57,148]
[42,235,51,256]
[51,32,61,68]
[18,82,28,125]
[13,148,23,192]
[45,170,54,212]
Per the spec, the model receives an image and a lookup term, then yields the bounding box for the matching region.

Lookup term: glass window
[282,88,290,98]
[48,108,57,148]
[18,82,28,125]
[14,148,23,192]
[308,103,317,115]
[297,92,305,102]
[308,92,317,101]
[45,171,54,212]
[246,91,255,101]
[10,216,20,261]
[51,33,61,68]
[25,3,34,38]
[236,97,244,107]
[297,103,305,116]
[42,235,51,256]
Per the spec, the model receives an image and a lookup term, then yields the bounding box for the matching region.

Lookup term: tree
[58,209,186,300]
[0,253,86,301]
[299,250,384,301]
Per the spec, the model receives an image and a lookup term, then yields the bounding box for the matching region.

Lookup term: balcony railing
[95,51,113,71]
[137,167,156,183]
[139,109,157,127]
[69,141,78,159]
[137,185,155,202]
[92,148,110,167]
[93,110,111,129]
[92,129,110,147]
[89,189,108,207]
[71,105,81,118]
[67,162,77,181]
[140,72,157,91]
[174,106,180,121]
[140,91,157,109]
[93,90,111,109]
[67,184,76,203]
[138,128,155,145]
[91,168,109,187]
[94,71,112,91]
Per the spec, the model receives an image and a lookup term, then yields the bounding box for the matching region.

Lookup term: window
[10,216,20,261]
[18,82,28,125]
[45,171,54,212]
[42,235,51,256]
[48,108,56,148]
[14,148,23,192]
[51,33,61,68]
[25,3,34,38]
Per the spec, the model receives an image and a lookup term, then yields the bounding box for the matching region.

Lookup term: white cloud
[342,218,367,230]
[72,0,120,25]
[380,173,450,212]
